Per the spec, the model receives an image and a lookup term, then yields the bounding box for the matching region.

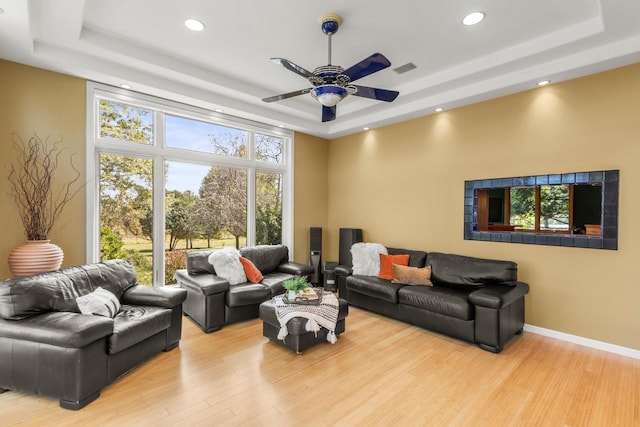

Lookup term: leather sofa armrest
[277,262,314,277]
[121,285,187,308]
[334,265,353,276]
[468,282,529,309]
[174,269,230,295]
[0,312,113,348]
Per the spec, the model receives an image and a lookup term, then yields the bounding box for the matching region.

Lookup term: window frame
[86,82,294,285]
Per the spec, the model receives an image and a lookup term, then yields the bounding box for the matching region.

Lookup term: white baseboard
[524,324,640,360]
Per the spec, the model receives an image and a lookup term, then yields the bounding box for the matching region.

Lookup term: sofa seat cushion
[261,272,294,297]
[398,286,473,321]
[346,276,403,303]
[108,305,171,354]
[225,283,271,307]
[0,311,113,348]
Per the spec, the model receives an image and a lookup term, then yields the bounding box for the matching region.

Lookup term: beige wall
[0,60,86,279]
[327,62,640,350]
[3,57,638,351]
[293,132,329,263]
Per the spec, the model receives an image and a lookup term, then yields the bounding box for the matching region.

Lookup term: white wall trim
[524,324,640,360]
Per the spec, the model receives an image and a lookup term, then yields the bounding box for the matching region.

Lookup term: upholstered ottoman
[259,296,349,354]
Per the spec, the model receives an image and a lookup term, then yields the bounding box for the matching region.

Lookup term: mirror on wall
[464,170,619,250]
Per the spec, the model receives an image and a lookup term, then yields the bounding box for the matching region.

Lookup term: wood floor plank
[1,307,639,426]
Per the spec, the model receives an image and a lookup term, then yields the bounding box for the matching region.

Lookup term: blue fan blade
[352,85,399,102]
[322,106,336,122]
[343,53,391,83]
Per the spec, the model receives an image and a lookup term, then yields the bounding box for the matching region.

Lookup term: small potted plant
[283,276,309,300]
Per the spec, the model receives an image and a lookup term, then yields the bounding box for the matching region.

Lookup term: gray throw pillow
[76,287,121,318]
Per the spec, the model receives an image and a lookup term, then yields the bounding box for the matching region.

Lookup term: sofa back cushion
[186,251,216,275]
[427,252,517,290]
[387,247,428,268]
[240,245,288,275]
[0,259,138,320]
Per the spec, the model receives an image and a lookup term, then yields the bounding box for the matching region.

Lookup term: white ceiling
[2,0,640,138]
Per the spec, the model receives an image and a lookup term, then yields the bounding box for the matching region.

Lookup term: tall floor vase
[9,240,64,277]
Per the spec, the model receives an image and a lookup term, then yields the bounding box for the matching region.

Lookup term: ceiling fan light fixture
[462,12,485,26]
[311,85,348,107]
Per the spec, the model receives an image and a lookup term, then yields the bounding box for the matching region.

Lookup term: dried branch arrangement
[7,133,81,240]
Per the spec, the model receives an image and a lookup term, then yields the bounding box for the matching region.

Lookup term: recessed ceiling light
[120,84,132,89]
[278,124,285,128]
[185,18,205,32]
[537,80,551,87]
[462,12,485,26]
[214,108,223,113]
[363,127,370,131]
[435,107,444,112]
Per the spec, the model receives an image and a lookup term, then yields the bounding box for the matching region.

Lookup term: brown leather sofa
[336,248,529,353]
[0,259,186,409]
[174,245,314,333]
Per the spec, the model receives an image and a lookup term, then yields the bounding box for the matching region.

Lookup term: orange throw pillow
[378,253,410,280]
[239,257,264,283]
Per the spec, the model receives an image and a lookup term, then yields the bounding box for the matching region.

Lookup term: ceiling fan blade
[343,53,392,83]
[262,88,312,103]
[322,105,336,122]
[352,85,399,102]
[270,58,316,80]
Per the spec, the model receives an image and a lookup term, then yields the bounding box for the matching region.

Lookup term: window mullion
[153,112,166,286]
[247,130,256,247]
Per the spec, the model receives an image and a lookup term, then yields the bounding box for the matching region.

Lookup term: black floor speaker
[339,228,363,267]
[310,227,322,284]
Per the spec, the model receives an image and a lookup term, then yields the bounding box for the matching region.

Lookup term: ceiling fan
[262,14,400,123]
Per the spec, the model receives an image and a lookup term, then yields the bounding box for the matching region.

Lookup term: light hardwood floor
[1,307,639,426]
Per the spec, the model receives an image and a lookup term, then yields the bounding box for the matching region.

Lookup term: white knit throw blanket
[273,290,340,344]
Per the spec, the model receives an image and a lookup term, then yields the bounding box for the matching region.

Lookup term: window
[256,171,283,245]
[87,83,293,286]
[99,100,153,144]
[99,153,153,284]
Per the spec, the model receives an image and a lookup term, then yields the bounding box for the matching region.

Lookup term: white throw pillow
[76,287,121,318]
[208,247,247,285]
[351,243,388,276]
